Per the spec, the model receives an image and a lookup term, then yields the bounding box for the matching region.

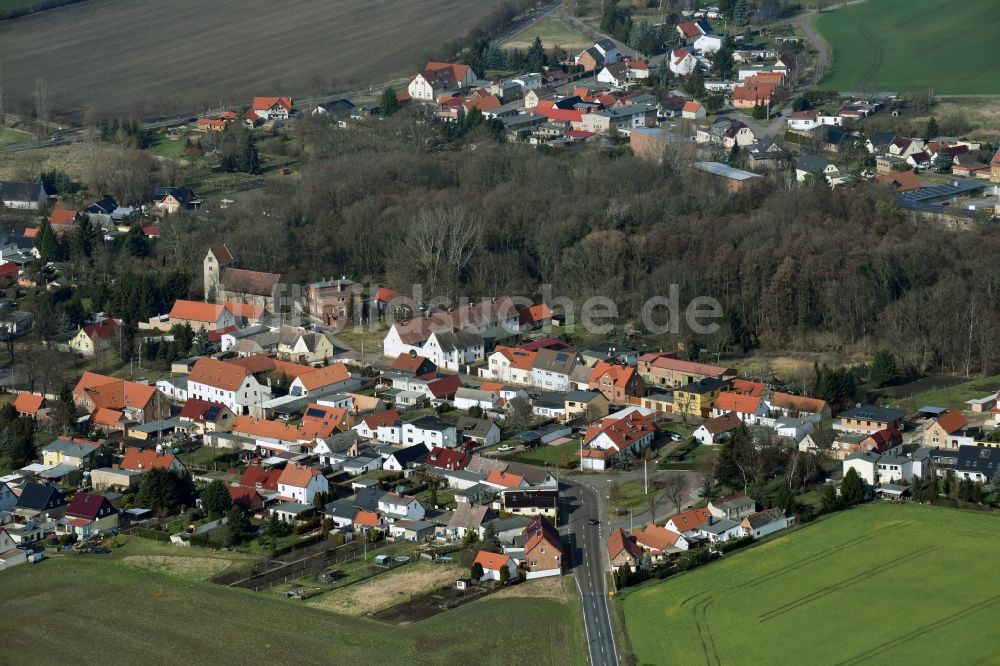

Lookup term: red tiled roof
[935,409,968,435]
[607,527,642,561]
[252,96,292,112]
[178,398,229,423]
[209,244,233,263]
[80,319,118,341]
[584,412,655,451]
[391,353,435,374]
[427,375,462,399]
[770,392,827,415]
[425,446,471,471]
[169,300,227,323]
[632,522,683,553]
[485,469,524,488]
[474,550,512,571]
[239,465,280,491]
[50,209,76,226]
[66,492,111,521]
[91,407,123,427]
[362,409,401,430]
[13,392,44,415]
[296,364,350,391]
[277,463,322,489]
[518,303,552,327]
[221,268,281,297]
[714,391,761,415]
[189,357,250,391]
[669,507,711,532]
[682,101,702,113]
[121,447,179,471]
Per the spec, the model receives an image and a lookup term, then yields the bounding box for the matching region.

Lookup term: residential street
[561,479,618,666]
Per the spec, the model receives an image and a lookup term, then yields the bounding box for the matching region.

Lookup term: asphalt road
[562,479,618,666]
[492,0,563,46]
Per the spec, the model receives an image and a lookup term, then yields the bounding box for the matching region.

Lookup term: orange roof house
[50,209,77,226]
[875,171,922,192]
[632,522,686,557]
[485,469,526,489]
[292,363,351,393]
[354,510,380,528]
[517,303,553,328]
[607,527,643,569]
[120,446,183,472]
[13,392,45,417]
[188,357,252,392]
[252,96,293,113]
[713,391,764,417]
[72,372,167,422]
[666,507,712,534]
[588,362,645,402]
[473,550,516,580]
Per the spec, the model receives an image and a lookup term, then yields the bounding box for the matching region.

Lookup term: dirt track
[0,0,502,119]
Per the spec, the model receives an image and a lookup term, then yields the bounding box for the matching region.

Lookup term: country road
[562,479,618,666]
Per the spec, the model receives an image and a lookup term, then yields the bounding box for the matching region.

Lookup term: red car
[587,518,599,525]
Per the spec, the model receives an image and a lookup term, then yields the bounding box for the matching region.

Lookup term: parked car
[91,547,110,555]
[497,445,514,452]
[394,556,411,564]
[27,552,45,564]
[587,518,599,526]
[664,431,683,442]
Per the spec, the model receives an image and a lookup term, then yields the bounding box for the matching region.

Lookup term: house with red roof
[682,100,705,119]
[517,303,553,331]
[69,318,119,357]
[521,516,563,578]
[353,408,402,443]
[588,362,646,404]
[607,527,643,571]
[13,392,46,418]
[61,492,117,538]
[390,352,437,378]
[239,465,281,492]
[73,372,170,425]
[229,486,265,512]
[178,398,235,433]
[251,96,293,121]
[276,463,328,504]
[693,412,743,445]
[666,507,712,536]
[120,447,185,473]
[473,550,518,582]
[710,391,768,425]
[991,147,1000,183]
[632,522,688,560]
[669,48,699,76]
[580,412,656,471]
[924,410,973,449]
[407,61,478,101]
[637,352,735,388]
[424,446,471,471]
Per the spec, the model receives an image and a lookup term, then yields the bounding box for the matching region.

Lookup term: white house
[422,330,485,372]
[593,38,620,65]
[187,357,271,416]
[287,364,352,399]
[353,410,402,443]
[0,528,27,570]
[530,348,577,392]
[407,61,478,101]
[382,444,429,471]
[741,508,794,539]
[843,452,913,486]
[710,393,768,425]
[482,347,535,386]
[669,49,699,76]
[276,463,329,504]
[694,517,744,544]
[774,417,814,441]
[377,493,426,522]
[579,412,656,471]
[694,34,723,54]
[693,413,742,445]
[0,181,48,210]
[402,416,458,449]
[597,62,631,88]
[473,550,518,582]
[251,96,293,121]
[512,73,542,92]
[454,387,498,412]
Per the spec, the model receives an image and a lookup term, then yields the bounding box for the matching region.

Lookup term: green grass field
[1,555,586,665]
[816,0,1000,94]
[0,127,32,148]
[885,374,1000,414]
[503,14,592,50]
[621,503,1000,664]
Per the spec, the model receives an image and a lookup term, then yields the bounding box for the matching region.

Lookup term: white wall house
[694,34,723,54]
[402,418,458,449]
[187,359,272,416]
[276,464,329,504]
[377,493,426,522]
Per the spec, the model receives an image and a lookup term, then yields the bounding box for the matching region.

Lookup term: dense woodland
[5,99,1000,385]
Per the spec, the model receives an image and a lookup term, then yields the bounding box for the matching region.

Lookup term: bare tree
[33,78,49,139]
[661,474,686,515]
[407,207,480,298]
[0,60,6,128]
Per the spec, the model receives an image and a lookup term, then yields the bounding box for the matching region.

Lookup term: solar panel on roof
[306,407,326,418]
[555,353,568,362]
[204,406,221,420]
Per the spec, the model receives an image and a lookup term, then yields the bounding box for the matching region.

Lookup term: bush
[718,536,753,553]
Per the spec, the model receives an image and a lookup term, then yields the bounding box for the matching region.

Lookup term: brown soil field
[306,561,465,616]
[0,0,503,119]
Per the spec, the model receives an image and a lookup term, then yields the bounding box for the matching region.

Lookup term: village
[1,1,1000,663]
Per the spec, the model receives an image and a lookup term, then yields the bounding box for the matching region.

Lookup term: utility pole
[644,458,648,495]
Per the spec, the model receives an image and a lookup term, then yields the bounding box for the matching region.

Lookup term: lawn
[621,503,1000,665]
[816,0,1000,94]
[503,439,580,469]
[0,127,32,148]
[1,556,585,665]
[884,373,1000,414]
[502,14,592,51]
